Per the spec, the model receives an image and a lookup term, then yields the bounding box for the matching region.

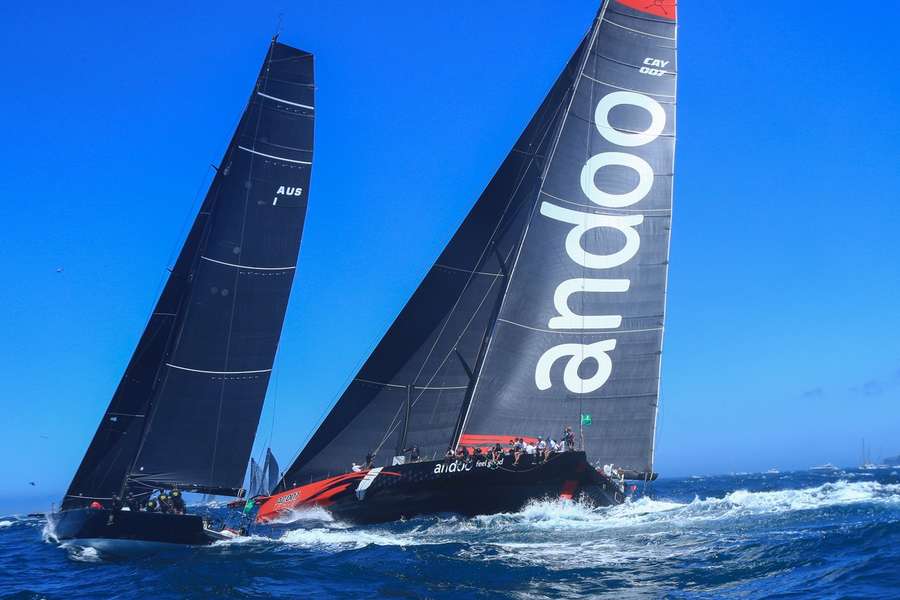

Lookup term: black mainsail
[278,0,676,489]
[62,40,315,509]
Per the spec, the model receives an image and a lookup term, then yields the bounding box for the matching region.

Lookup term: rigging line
[400,18,593,400]
[375,30,589,453]
[457,3,609,445]
[298,11,594,473]
[371,242,517,456]
[390,30,586,430]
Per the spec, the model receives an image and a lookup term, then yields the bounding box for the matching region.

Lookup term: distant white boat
[810,463,839,471]
[860,463,889,470]
[766,468,780,474]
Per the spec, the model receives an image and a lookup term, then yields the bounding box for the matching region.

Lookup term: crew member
[158,493,172,514]
[562,427,575,451]
[170,488,186,515]
[144,498,158,512]
[537,437,547,462]
[89,500,104,510]
[364,452,375,469]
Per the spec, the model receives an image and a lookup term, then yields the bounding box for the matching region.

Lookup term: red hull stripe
[614,0,677,20]
[256,470,401,522]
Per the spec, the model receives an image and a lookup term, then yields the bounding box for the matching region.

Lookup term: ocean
[2,469,899,599]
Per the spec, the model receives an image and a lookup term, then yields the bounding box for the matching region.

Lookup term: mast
[453,6,607,449]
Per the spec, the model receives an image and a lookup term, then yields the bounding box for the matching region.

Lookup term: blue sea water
[2,469,899,599]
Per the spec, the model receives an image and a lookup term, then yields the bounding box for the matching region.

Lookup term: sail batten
[62,40,315,509]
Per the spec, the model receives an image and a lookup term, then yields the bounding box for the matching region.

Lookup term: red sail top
[615,0,677,19]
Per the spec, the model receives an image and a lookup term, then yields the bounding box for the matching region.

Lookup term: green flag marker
[243,498,255,516]
[580,413,592,426]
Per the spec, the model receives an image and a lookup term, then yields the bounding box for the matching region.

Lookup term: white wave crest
[250,480,900,555]
[0,520,13,529]
[65,545,103,563]
[279,526,422,549]
[266,505,335,525]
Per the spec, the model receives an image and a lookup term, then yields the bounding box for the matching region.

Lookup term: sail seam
[201,255,296,271]
[238,145,312,165]
[496,318,662,336]
[581,73,675,99]
[455,2,610,445]
[602,17,677,40]
[435,263,503,277]
[540,190,672,213]
[165,363,272,375]
[257,91,314,109]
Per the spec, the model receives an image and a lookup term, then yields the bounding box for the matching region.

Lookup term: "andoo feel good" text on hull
[259,0,677,526]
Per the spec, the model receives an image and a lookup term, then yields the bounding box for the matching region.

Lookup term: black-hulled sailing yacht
[258,0,676,525]
[49,38,315,548]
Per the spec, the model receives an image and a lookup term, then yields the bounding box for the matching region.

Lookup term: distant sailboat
[49,38,315,548]
[859,439,886,470]
[259,0,678,525]
[248,449,280,497]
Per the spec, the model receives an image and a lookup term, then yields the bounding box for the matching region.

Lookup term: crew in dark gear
[364,452,375,469]
[170,488,186,515]
[144,499,158,512]
[158,493,172,514]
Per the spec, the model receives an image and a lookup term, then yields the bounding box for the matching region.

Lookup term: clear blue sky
[2,1,899,512]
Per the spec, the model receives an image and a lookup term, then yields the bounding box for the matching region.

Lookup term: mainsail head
[62,40,315,509]
[279,0,676,489]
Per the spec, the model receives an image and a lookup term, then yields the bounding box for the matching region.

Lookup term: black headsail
[62,40,315,509]
[278,0,675,489]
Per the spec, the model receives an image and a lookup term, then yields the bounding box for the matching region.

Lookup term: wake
[259,480,900,551]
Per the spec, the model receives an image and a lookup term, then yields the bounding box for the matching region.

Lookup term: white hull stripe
[166,363,272,375]
[237,145,311,165]
[257,91,314,110]
[356,467,383,501]
[201,256,295,271]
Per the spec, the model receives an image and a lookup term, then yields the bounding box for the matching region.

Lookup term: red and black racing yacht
[258,0,676,525]
[49,38,315,549]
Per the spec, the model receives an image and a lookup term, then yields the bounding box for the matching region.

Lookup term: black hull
[48,509,222,548]
[260,451,624,525]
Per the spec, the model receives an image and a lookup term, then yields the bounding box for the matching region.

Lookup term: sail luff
[62,40,315,508]
[278,20,598,490]
[455,5,609,448]
[126,40,279,495]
